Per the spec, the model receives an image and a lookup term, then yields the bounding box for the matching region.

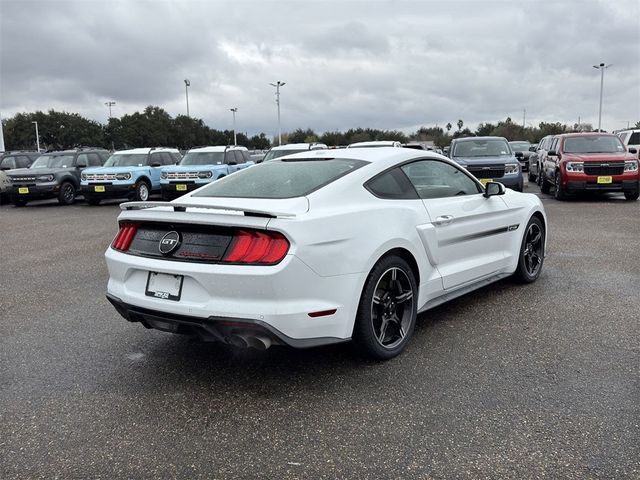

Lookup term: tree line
[3,107,636,152]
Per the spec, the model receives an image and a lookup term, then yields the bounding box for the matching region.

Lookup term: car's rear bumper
[566,179,639,193]
[105,247,363,343]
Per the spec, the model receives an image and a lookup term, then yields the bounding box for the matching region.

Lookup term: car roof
[270,143,327,151]
[188,146,248,153]
[454,136,508,142]
[115,147,179,154]
[347,141,401,148]
[557,132,618,139]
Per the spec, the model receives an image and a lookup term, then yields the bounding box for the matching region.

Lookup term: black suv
[7,148,110,206]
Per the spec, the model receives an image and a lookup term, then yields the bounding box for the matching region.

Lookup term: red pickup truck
[540,133,639,201]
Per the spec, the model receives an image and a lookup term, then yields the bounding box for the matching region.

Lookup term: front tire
[540,170,551,194]
[514,216,545,283]
[134,181,150,201]
[554,171,568,200]
[352,255,417,360]
[624,190,639,201]
[58,181,76,205]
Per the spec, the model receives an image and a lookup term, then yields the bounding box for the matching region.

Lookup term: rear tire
[540,170,551,194]
[514,216,545,283]
[58,181,76,205]
[352,255,417,360]
[528,170,536,182]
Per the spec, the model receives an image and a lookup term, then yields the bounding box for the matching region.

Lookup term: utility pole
[593,62,612,132]
[0,111,5,152]
[104,101,116,119]
[523,108,526,128]
[32,121,40,152]
[230,108,238,146]
[184,79,191,117]
[269,81,286,145]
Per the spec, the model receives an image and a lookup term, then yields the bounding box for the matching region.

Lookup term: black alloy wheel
[514,216,545,283]
[58,182,76,205]
[353,255,417,360]
[554,171,567,200]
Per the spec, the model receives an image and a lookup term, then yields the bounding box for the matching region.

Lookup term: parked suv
[262,143,327,162]
[617,129,640,158]
[528,135,554,183]
[160,146,254,200]
[508,141,532,172]
[449,136,524,191]
[1,151,40,171]
[81,147,181,205]
[7,148,109,206]
[539,133,639,201]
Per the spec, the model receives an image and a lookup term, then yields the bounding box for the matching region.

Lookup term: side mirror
[629,147,638,154]
[547,150,557,156]
[529,146,536,152]
[228,161,237,166]
[151,162,162,167]
[484,181,506,198]
[515,151,524,159]
[76,163,87,169]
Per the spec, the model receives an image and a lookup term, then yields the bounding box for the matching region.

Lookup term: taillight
[222,230,290,265]
[111,223,139,252]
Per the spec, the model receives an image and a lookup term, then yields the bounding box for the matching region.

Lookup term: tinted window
[171,152,182,163]
[452,139,511,157]
[193,159,367,199]
[76,153,89,166]
[17,156,32,168]
[88,153,102,167]
[366,168,418,199]
[180,152,225,166]
[149,153,163,166]
[629,132,640,144]
[233,150,244,163]
[401,160,481,199]
[104,153,149,167]
[562,136,625,154]
[162,152,175,165]
[31,154,75,168]
[0,156,17,169]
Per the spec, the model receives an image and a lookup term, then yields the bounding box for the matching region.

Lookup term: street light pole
[269,81,286,145]
[184,79,191,117]
[104,101,116,119]
[32,121,40,152]
[593,62,612,132]
[230,108,238,146]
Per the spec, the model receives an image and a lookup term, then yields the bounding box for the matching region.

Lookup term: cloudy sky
[1,0,639,138]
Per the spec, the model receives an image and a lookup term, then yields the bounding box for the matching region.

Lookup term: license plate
[18,187,29,194]
[597,176,612,184]
[479,178,492,186]
[94,185,106,192]
[145,272,184,301]
[176,184,187,191]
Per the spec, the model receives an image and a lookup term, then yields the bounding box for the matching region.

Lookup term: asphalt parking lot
[1,182,639,479]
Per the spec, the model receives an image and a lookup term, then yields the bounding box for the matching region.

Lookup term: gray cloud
[1,0,638,137]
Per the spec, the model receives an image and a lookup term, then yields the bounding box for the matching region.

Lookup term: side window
[149,153,162,166]
[549,138,557,152]
[1,156,17,169]
[629,132,640,144]
[75,153,89,167]
[171,152,182,164]
[618,132,629,144]
[87,153,102,166]
[224,151,235,164]
[401,160,481,199]
[17,156,30,168]
[233,150,244,164]
[366,168,418,200]
[241,151,250,163]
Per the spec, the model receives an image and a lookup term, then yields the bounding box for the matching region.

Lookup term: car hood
[452,156,517,166]
[162,164,225,172]
[7,167,73,177]
[562,152,634,162]
[83,165,149,174]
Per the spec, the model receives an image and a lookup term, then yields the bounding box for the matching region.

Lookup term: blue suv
[81,147,181,205]
[160,146,254,200]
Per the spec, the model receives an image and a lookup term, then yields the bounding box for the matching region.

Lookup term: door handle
[433,215,454,226]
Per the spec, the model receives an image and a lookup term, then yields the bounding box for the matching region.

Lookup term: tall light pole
[32,121,40,152]
[184,79,191,117]
[269,81,285,145]
[593,62,612,132]
[230,108,238,146]
[0,111,5,152]
[104,101,116,119]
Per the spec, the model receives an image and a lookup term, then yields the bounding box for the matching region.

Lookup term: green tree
[287,128,317,143]
[475,122,496,136]
[446,122,452,134]
[456,119,464,131]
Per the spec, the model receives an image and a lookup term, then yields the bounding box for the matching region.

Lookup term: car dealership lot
[1,185,638,479]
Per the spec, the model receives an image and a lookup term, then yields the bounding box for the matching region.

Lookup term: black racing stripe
[439,224,519,247]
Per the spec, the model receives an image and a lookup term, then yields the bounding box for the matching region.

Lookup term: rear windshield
[563,136,625,154]
[31,154,75,168]
[180,152,225,166]
[104,153,149,167]
[262,149,306,162]
[193,158,367,199]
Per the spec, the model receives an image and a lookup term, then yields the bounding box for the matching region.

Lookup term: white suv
[262,143,328,162]
[617,129,640,158]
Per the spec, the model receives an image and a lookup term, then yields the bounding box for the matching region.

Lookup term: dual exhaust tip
[229,333,272,350]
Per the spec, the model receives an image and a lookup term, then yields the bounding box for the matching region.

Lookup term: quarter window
[366,168,419,199]
[401,160,481,199]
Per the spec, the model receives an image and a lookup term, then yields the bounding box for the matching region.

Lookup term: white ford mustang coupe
[105,147,546,359]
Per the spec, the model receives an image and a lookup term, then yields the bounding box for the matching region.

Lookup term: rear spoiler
[120,201,296,218]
